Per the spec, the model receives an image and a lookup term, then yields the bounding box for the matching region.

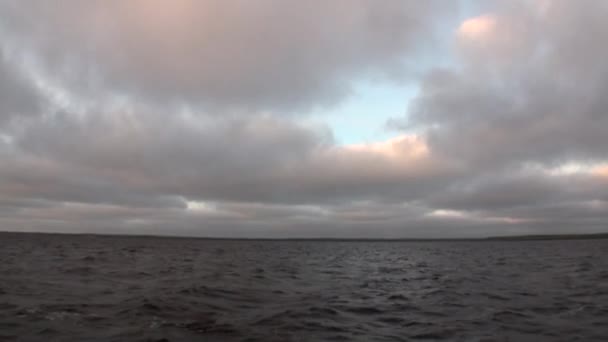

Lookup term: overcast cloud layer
[0,0,607,238]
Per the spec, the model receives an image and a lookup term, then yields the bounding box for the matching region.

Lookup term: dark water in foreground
[1,233,608,342]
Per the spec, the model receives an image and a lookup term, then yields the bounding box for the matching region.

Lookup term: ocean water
[0,233,607,342]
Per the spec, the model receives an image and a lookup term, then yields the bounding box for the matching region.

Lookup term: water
[1,232,607,341]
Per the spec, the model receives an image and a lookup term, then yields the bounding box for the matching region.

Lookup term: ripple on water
[0,234,607,341]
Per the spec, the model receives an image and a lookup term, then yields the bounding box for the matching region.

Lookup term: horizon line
[1,230,608,242]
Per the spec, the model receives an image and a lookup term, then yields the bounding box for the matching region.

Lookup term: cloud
[457,14,497,40]
[430,164,608,210]
[3,109,453,206]
[0,0,446,113]
[402,1,608,168]
[1,0,608,238]
[384,0,608,235]
[0,50,42,126]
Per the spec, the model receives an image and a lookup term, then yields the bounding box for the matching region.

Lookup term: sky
[1,0,608,238]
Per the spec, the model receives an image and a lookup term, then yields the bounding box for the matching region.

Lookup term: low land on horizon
[1,230,608,241]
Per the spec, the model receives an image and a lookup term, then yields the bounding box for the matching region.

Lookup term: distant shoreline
[483,233,608,241]
[1,230,607,242]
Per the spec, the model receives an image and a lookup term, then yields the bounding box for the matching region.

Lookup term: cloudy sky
[1,0,607,238]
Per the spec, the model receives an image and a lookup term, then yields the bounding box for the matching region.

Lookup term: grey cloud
[429,172,563,211]
[0,197,539,239]
[12,107,604,238]
[0,142,188,209]
[497,201,608,226]
[4,110,453,207]
[0,0,448,112]
[0,51,42,125]
[2,0,608,238]
[427,169,608,229]
[378,0,608,235]
[402,1,608,168]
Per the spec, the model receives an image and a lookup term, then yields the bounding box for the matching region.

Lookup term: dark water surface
[1,233,607,341]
